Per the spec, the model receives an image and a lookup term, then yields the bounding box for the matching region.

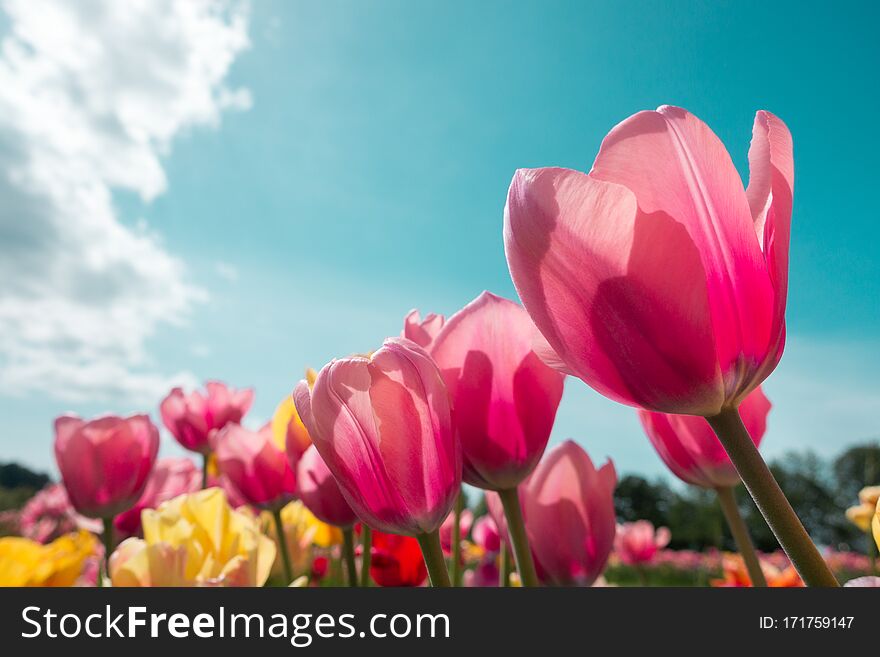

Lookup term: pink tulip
[294,337,460,536]
[160,381,254,454]
[214,423,296,510]
[615,520,671,566]
[639,387,772,489]
[844,577,880,587]
[402,309,446,350]
[431,292,565,490]
[54,414,159,519]
[504,106,793,416]
[18,484,101,543]
[464,557,500,588]
[113,458,201,537]
[472,515,501,554]
[523,441,617,586]
[296,444,358,528]
[439,508,474,553]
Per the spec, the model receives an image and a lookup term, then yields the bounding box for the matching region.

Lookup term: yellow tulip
[271,368,317,456]
[873,498,880,553]
[109,487,275,587]
[0,530,96,587]
[859,485,880,508]
[261,500,341,580]
[846,503,875,532]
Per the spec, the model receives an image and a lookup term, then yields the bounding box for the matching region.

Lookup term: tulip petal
[505,166,723,414]
[589,106,777,403]
[746,110,793,378]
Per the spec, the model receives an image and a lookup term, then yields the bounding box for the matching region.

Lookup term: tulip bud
[54,414,159,519]
[214,423,297,510]
[294,337,460,536]
[160,381,254,454]
[431,291,564,490]
[296,444,358,528]
[638,387,771,489]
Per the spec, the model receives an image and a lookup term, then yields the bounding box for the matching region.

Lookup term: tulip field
[0,104,878,591]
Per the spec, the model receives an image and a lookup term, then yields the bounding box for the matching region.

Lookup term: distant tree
[833,442,880,505]
[0,462,50,492]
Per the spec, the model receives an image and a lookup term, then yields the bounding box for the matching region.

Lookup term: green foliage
[615,442,880,553]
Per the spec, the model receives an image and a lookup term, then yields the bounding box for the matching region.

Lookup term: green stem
[451,490,464,587]
[360,526,372,587]
[635,564,649,587]
[416,530,452,587]
[499,541,512,587]
[707,407,839,587]
[201,453,209,489]
[498,487,539,587]
[716,485,768,587]
[272,507,294,585]
[101,517,114,587]
[342,527,359,587]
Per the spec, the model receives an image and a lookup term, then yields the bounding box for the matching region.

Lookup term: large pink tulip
[294,337,460,536]
[214,423,297,510]
[431,292,565,490]
[639,387,772,489]
[523,440,617,586]
[402,309,445,350]
[504,106,792,416]
[614,520,671,566]
[113,458,201,537]
[54,414,159,519]
[296,444,358,528]
[160,381,254,454]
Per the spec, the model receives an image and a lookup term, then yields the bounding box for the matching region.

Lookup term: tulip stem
[716,486,767,587]
[500,542,512,587]
[707,407,839,587]
[498,487,539,587]
[101,517,114,587]
[416,530,452,587]
[342,527,359,587]
[272,508,295,585]
[201,454,209,490]
[451,490,464,587]
[360,526,372,587]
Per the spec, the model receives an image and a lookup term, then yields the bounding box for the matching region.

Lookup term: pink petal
[505,167,723,414]
[589,105,777,404]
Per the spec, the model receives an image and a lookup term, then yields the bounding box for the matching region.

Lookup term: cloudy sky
[0,0,877,480]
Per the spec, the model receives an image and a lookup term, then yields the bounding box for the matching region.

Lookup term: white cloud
[0,0,251,404]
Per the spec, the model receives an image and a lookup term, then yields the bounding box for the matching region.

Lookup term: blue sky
[1,0,878,481]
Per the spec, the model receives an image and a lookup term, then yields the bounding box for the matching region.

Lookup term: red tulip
[522,441,617,586]
[296,444,358,528]
[160,381,254,454]
[54,414,159,519]
[431,292,565,490]
[639,387,772,489]
[402,309,445,350]
[370,530,428,587]
[113,458,201,537]
[504,106,792,416]
[614,520,671,566]
[294,338,460,536]
[214,423,296,510]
